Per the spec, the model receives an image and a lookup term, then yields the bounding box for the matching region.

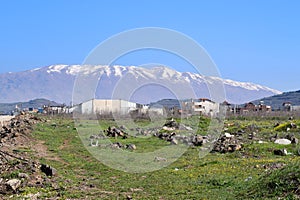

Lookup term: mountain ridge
[0,65,281,104]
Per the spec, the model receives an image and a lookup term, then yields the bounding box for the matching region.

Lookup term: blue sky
[0,0,299,92]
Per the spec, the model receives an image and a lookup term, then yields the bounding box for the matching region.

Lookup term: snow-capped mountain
[0,65,281,104]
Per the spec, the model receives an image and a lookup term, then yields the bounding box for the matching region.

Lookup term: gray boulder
[6,179,21,191]
[126,144,137,150]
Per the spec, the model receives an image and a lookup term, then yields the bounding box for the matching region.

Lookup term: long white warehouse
[77,99,138,115]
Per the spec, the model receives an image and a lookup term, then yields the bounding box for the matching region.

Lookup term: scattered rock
[130,188,143,192]
[262,162,286,170]
[212,134,243,153]
[274,149,288,156]
[111,142,123,149]
[290,123,297,128]
[274,122,280,128]
[18,173,30,180]
[126,195,133,200]
[164,119,179,129]
[157,132,175,142]
[0,113,43,146]
[109,142,137,150]
[286,134,299,145]
[192,135,204,146]
[105,126,128,139]
[0,113,55,196]
[6,179,21,192]
[224,133,234,138]
[154,157,167,162]
[163,119,193,132]
[51,123,57,128]
[292,137,299,145]
[40,164,57,177]
[23,192,41,200]
[248,132,257,140]
[126,144,137,150]
[258,140,267,144]
[90,134,105,140]
[274,139,291,145]
[162,126,176,131]
[230,144,242,152]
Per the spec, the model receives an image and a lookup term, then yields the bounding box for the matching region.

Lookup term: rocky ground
[96,118,300,156]
[0,113,57,198]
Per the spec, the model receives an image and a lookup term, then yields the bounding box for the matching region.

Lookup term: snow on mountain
[46,65,69,73]
[0,65,281,104]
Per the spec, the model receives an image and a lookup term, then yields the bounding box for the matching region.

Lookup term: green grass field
[22,115,300,199]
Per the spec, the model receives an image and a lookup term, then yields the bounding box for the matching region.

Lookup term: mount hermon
[0,65,281,104]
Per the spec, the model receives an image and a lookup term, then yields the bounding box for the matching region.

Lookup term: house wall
[81,99,94,114]
[120,100,137,114]
[93,99,120,114]
[194,101,219,116]
[181,99,219,116]
[292,106,300,111]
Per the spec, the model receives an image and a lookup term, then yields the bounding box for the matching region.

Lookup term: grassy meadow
[19,115,300,199]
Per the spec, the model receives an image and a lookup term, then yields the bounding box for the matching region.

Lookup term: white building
[148,104,165,116]
[291,105,300,112]
[181,98,219,116]
[76,99,138,115]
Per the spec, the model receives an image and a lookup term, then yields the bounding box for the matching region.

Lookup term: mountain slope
[0,65,281,104]
[253,90,300,109]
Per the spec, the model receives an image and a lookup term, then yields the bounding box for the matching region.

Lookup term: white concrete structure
[181,98,219,116]
[149,106,165,116]
[291,106,300,112]
[77,99,138,115]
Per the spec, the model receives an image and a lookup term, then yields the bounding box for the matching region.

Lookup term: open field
[1,114,300,199]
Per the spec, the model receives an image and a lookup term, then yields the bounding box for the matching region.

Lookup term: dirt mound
[0,113,57,197]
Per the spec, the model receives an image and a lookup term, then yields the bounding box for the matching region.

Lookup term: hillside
[253,90,300,110]
[0,98,61,114]
[149,99,181,109]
